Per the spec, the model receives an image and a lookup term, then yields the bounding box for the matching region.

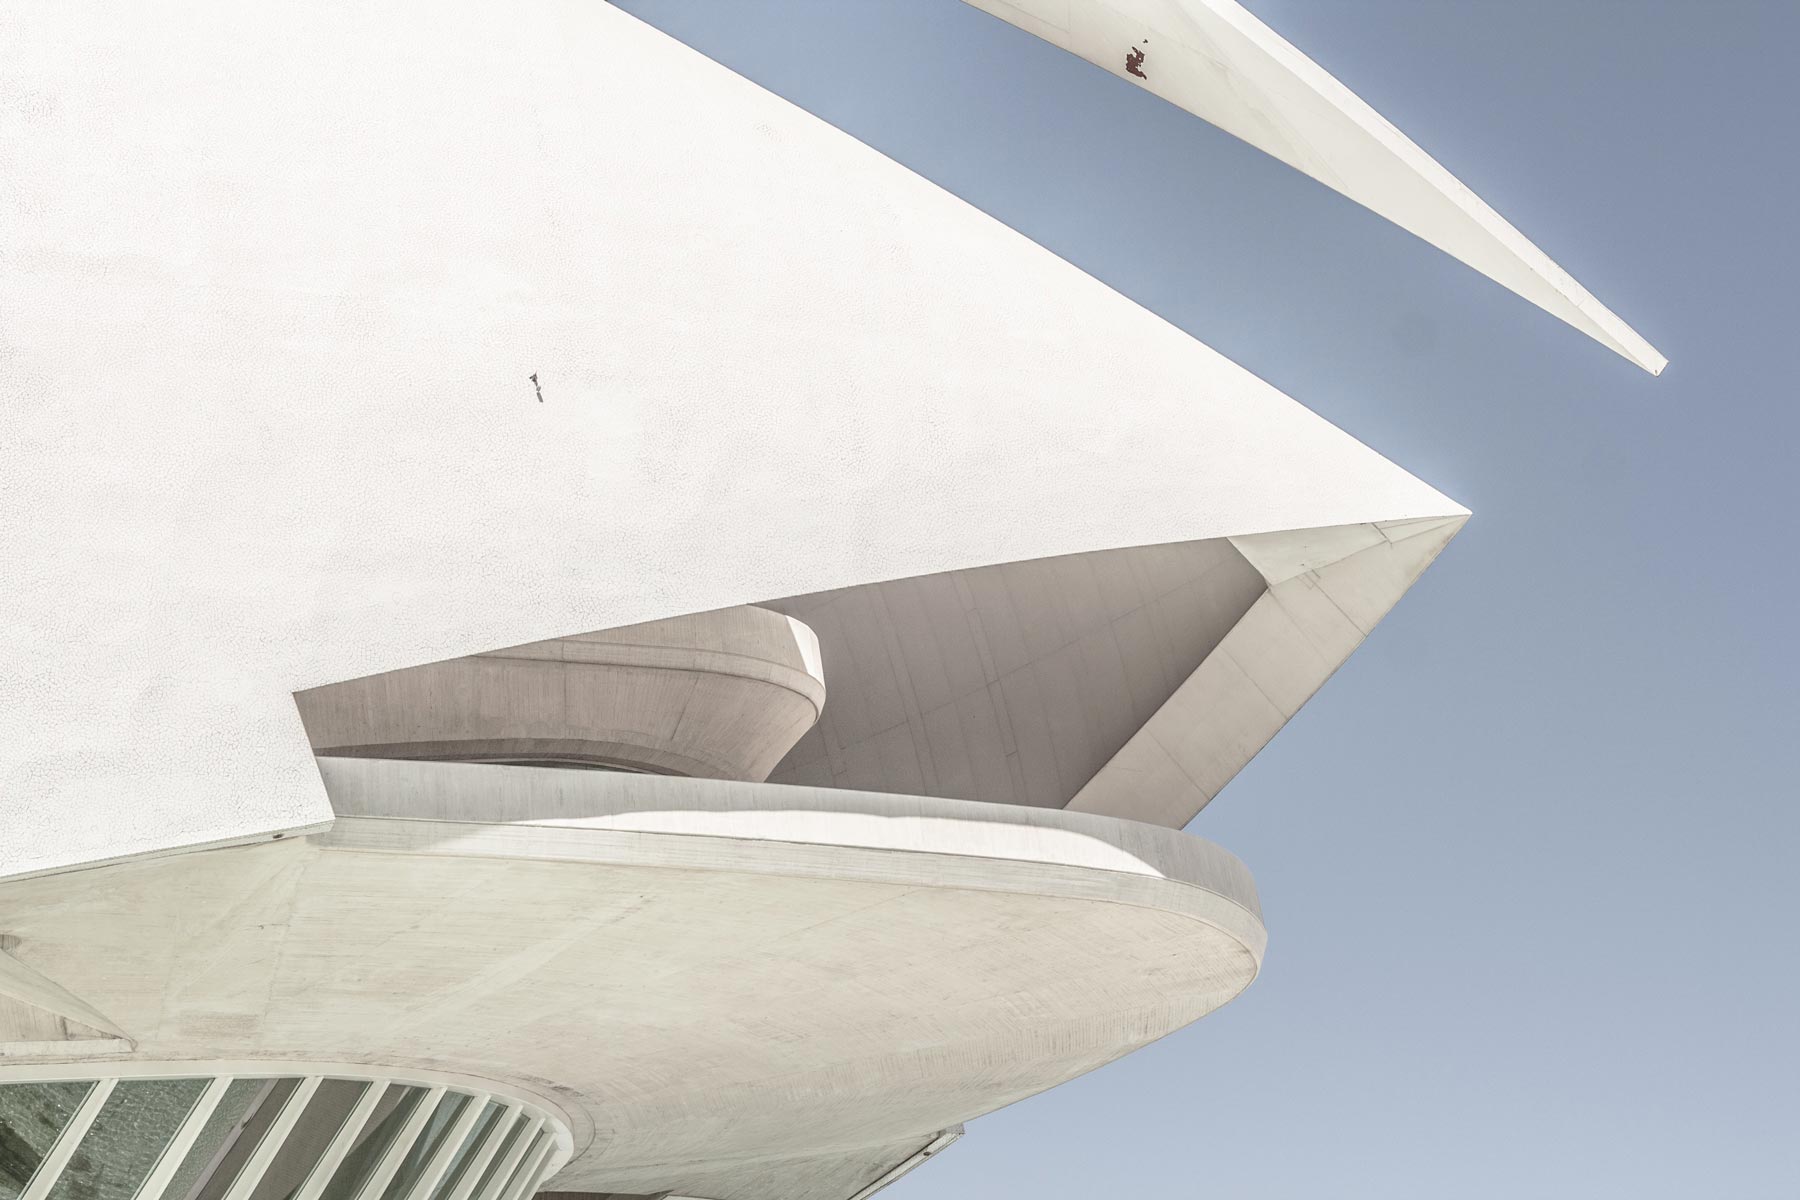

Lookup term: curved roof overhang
[0,769,1264,1200]
[1,0,1468,883]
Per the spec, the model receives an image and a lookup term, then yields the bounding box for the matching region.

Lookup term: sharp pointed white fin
[962,0,1666,373]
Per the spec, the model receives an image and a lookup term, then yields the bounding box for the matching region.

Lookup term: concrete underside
[763,537,1264,808]
[0,763,1264,1200]
[755,520,1463,827]
[286,518,1462,842]
[297,606,828,783]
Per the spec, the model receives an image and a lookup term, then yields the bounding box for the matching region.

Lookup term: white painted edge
[0,824,336,886]
[315,759,1265,913]
[314,808,1268,968]
[845,1126,965,1200]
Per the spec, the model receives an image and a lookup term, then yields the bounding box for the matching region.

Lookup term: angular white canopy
[0,0,1463,880]
[962,0,1667,373]
[0,8,1487,1194]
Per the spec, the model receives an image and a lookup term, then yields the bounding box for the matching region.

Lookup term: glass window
[152,1080,266,1200]
[0,1081,95,1200]
[421,1104,503,1200]
[245,1081,368,1200]
[312,1088,424,1200]
[45,1079,207,1200]
[374,1096,468,1200]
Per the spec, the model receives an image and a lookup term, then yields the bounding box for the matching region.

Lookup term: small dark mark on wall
[529,372,544,402]
[1126,42,1148,80]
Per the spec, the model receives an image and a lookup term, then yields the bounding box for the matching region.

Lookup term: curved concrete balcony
[0,760,1263,1200]
[295,606,825,783]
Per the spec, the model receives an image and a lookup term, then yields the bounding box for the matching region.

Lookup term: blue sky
[613,3,1797,1194]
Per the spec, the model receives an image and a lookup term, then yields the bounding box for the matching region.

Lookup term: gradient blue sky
[611,3,1796,1194]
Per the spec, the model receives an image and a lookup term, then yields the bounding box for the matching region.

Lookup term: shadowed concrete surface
[762,538,1264,807]
[297,607,825,783]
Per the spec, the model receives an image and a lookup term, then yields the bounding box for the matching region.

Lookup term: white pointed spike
[961,0,1666,373]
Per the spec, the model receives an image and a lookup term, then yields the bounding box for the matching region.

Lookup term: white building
[0,3,1659,1199]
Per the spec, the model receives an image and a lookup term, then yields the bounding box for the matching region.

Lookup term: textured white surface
[0,0,1460,879]
[961,0,1666,372]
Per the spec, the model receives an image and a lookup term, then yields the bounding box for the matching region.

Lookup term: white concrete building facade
[1,3,1659,1198]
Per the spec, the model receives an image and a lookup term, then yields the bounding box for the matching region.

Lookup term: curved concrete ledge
[2,762,1264,1200]
[315,757,1263,934]
[296,606,825,782]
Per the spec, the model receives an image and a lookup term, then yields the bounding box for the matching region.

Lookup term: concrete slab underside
[0,778,1263,1200]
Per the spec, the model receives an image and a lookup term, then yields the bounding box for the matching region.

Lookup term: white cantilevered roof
[1,0,1463,880]
[961,0,1667,373]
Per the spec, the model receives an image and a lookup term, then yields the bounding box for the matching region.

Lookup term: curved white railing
[0,1064,570,1200]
